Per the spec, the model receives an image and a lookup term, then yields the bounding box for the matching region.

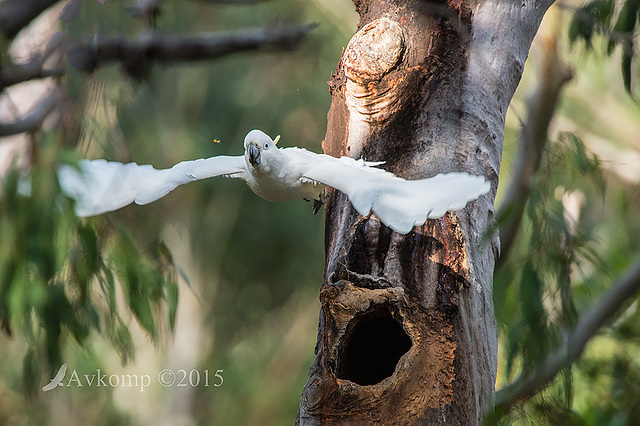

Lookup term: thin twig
[0,61,65,89]
[493,258,640,416]
[0,88,63,136]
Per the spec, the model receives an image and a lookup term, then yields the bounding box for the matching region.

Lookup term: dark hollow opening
[336,308,412,386]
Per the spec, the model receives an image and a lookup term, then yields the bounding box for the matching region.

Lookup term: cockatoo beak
[247,143,261,166]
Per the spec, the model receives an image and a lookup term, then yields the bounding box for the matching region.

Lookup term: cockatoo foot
[312,194,328,215]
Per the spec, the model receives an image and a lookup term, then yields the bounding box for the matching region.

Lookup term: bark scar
[342,18,407,157]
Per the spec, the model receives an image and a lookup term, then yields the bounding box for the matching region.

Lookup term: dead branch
[0,60,64,89]
[66,24,317,75]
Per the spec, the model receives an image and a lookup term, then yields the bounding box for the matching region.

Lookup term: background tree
[491,1,640,423]
[0,0,639,425]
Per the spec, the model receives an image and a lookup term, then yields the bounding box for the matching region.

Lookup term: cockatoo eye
[263,143,270,150]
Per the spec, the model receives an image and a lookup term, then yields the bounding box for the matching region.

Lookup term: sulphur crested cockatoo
[57,129,490,234]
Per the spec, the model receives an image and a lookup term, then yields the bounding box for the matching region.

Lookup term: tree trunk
[297,0,553,424]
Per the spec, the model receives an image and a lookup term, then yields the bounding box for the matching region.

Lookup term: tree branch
[493,258,640,416]
[0,60,64,89]
[0,0,60,40]
[66,24,317,76]
[496,15,572,269]
[0,21,65,90]
[0,88,63,136]
[0,23,315,136]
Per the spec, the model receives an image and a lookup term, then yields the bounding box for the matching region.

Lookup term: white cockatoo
[57,129,490,234]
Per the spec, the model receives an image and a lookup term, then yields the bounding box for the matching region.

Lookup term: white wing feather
[55,135,489,233]
[57,156,245,217]
[303,156,490,234]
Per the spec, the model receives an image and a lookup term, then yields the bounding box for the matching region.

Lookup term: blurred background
[0,0,639,424]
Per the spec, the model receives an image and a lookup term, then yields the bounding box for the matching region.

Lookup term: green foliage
[0,139,178,392]
[569,0,640,94]
[573,352,639,424]
[494,127,640,424]
[1,0,347,423]
[568,0,614,49]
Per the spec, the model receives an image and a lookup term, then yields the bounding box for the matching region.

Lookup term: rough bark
[297,0,553,424]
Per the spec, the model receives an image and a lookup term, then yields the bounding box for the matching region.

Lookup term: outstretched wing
[303,155,490,234]
[58,156,246,217]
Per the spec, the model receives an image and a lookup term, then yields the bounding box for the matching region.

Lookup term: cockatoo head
[243,129,280,172]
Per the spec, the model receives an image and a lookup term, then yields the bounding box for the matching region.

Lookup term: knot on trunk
[343,18,406,123]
